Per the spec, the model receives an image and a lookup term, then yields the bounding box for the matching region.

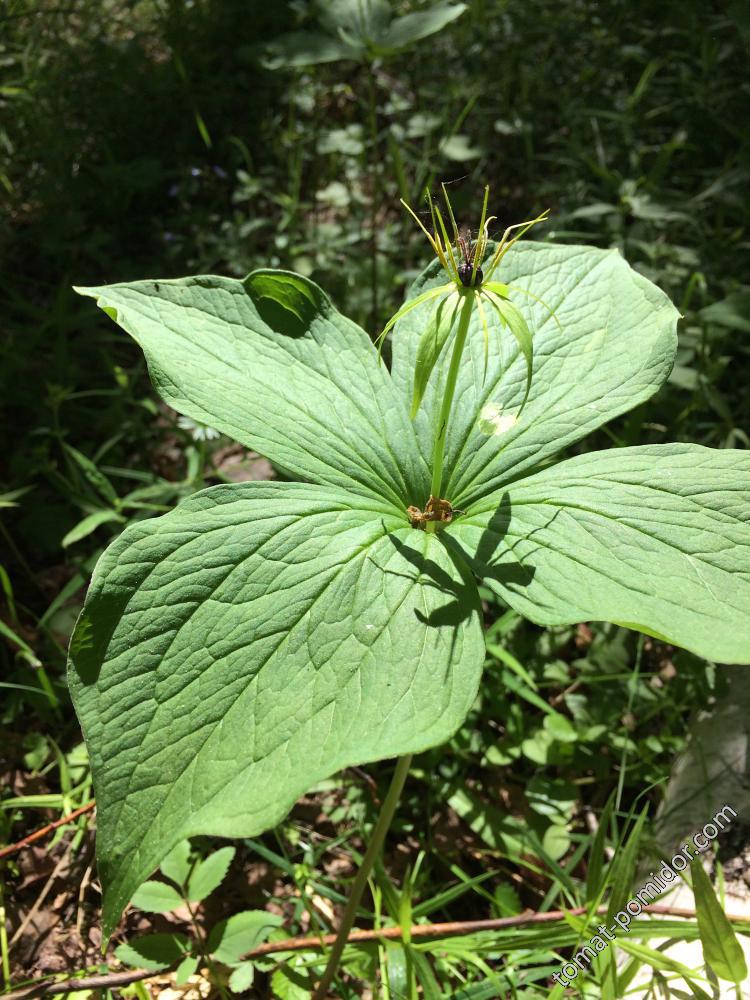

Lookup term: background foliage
[2,0,749,996]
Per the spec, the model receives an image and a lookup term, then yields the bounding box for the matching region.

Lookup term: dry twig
[3,903,749,1000]
[0,804,95,862]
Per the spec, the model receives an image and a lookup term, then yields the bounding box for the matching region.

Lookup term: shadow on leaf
[445,492,536,591]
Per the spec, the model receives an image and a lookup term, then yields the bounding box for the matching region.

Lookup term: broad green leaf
[263,31,356,69]
[691,858,748,982]
[114,933,189,971]
[68,481,483,935]
[185,845,235,902]
[130,879,183,913]
[449,445,750,663]
[390,242,679,507]
[319,0,391,44]
[380,2,467,51]
[75,271,428,509]
[483,291,533,413]
[208,909,284,964]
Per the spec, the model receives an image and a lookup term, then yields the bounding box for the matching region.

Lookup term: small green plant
[117,840,283,994]
[69,187,750,994]
[263,0,467,68]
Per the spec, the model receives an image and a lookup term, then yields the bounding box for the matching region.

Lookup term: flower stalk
[312,754,413,999]
[426,290,474,532]
[379,185,557,531]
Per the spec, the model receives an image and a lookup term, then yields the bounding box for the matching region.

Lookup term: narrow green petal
[410,291,460,418]
[376,284,454,358]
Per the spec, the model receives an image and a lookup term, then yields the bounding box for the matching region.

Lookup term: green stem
[0,875,10,990]
[184,896,228,1000]
[313,754,413,1000]
[427,292,474,528]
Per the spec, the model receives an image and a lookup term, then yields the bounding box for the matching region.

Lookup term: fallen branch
[3,903,749,1000]
[1,968,156,1000]
[241,903,750,957]
[0,803,95,861]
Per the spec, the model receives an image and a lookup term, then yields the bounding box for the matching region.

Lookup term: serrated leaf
[208,909,283,964]
[69,482,483,935]
[114,933,189,971]
[271,955,314,1000]
[160,839,192,887]
[186,846,235,902]
[175,955,199,985]
[75,271,428,509]
[130,879,184,913]
[228,962,255,993]
[391,241,679,507]
[449,445,750,663]
[691,858,748,982]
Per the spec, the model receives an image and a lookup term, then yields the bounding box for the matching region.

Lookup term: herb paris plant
[69,199,750,954]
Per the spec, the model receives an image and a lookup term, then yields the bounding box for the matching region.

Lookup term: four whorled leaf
[71,243,750,937]
[263,0,467,67]
[69,482,483,935]
[391,242,679,506]
[447,445,750,664]
[74,272,429,508]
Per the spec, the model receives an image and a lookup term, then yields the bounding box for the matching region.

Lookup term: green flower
[379,185,556,421]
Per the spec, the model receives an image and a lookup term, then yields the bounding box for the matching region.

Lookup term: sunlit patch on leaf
[478,403,519,437]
